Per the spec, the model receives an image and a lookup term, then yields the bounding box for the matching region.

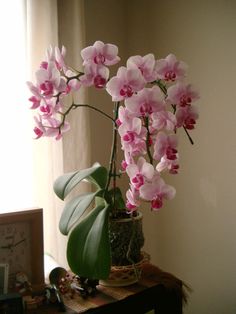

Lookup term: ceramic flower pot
[109,211,144,265]
[100,211,149,287]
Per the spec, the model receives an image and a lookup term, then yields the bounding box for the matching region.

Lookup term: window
[0,1,34,212]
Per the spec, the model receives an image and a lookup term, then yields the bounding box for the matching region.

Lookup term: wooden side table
[27,263,186,314]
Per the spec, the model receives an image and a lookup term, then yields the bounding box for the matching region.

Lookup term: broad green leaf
[95,196,106,207]
[53,171,77,200]
[88,166,108,190]
[53,164,108,200]
[59,191,102,235]
[67,203,111,280]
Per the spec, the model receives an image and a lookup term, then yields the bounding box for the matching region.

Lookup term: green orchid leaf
[88,166,108,190]
[108,187,126,210]
[53,164,108,200]
[67,203,111,280]
[95,196,106,207]
[59,191,103,235]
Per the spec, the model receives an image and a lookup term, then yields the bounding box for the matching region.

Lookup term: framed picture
[0,208,44,291]
[0,263,9,294]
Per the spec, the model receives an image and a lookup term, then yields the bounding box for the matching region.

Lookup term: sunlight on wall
[0,1,34,212]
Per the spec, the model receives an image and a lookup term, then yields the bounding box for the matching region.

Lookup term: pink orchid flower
[123,137,146,158]
[45,46,67,72]
[38,98,62,119]
[81,40,120,66]
[121,160,128,171]
[39,102,54,118]
[125,86,165,117]
[118,117,147,156]
[155,54,188,82]
[29,96,41,109]
[35,61,67,97]
[167,83,199,107]
[153,132,178,161]
[176,105,199,129]
[126,157,154,190]
[139,174,176,210]
[27,82,42,109]
[127,53,157,82]
[126,185,140,212]
[54,46,67,71]
[33,116,46,139]
[116,105,136,127]
[34,115,70,140]
[34,115,66,139]
[156,155,179,174]
[118,117,142,143]
[121,150,135,171]
[151,110,177,132]
[106,66,146,101]
[80,62,109,89]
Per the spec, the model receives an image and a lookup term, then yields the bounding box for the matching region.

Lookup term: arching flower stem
[72,103,115,122]
[104,102,120,211]
[57,103,115,131]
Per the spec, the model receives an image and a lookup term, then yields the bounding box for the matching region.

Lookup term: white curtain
[0,1,34,212]
[26,0,90,268]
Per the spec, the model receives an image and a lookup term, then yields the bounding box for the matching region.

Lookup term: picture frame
[0,208,44,291]
[0,263,9,294]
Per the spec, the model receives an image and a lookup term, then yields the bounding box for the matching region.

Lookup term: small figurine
[45,284,66,312]
[15,272,32,295]
[70,276,98,298]
[49,267,99,300]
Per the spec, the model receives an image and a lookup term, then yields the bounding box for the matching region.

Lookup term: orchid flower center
[126,201,136,210]
[40,104,51,115]
[169,164,179,174]
[166,146,178,160]
[40,61,48,69]
[120,85,133,98]
[132,173,144,188]
[34,127,43,138]
[185,117,196,129]
[180,94,192,106]
[151,196,163,209]
[116,118,122,127]
[93,75,106,88]
[165,70,176,81]
[40,81,54,96]
[94,53,106,64]
[123,131,135,143]
[140,102,153,116]
[121,160,128,170]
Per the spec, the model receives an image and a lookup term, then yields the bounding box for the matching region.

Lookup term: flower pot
[109,211,144,265]
[100,212,149,287]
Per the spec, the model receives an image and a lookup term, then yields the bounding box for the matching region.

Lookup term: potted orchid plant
[27,41,199,281]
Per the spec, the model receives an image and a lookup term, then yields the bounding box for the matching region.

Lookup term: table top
[26,263,186,314]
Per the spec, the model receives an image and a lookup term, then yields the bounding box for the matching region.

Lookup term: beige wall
[84,1,236,313]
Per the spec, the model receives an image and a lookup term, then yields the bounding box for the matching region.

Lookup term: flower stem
[55,103,115,141]
[144,117,153,164]
[72,103,115,122]
[104,102,120,210]
[155,79,167,94]
[183,126,194,145]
